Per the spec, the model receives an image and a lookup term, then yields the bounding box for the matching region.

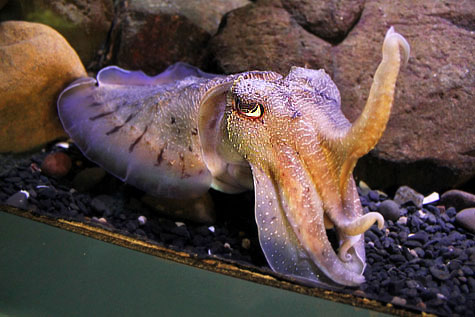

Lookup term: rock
[429,266,451,281]
[455,208,475,233]
[377,199,400,221]
[0,0,114,67]
[112,0,249,74]
[241,238,251,250]
[6,191,30,210]
[72,167,107,192]
[407,231,429,244]
[440,189,475,211]
[137,215,147,226]
[394,186,424,209]
[423,192,440,205]
[209,3,332,75]
[368,190,380,202]
[357,180,371,196]
[90,196,109,214]
[281,0,364,42]
[335,0,475,193]
[0,21,86,153]
[390,296,407,306]
[41,152,72,178]
[90,194,119,217]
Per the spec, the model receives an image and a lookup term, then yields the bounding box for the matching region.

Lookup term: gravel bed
[1,144,474,316]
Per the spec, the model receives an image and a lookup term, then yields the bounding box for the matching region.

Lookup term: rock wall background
[0,0,473,194]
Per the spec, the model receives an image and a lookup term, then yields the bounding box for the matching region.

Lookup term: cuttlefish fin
[57,63,214,199]
[96,62,217,86]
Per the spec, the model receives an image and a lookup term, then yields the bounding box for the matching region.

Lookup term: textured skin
[58,28,409,287]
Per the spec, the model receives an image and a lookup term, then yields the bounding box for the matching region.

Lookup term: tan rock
[0,21,86,153]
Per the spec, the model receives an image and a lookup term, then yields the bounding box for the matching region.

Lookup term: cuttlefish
[57,27,409,286]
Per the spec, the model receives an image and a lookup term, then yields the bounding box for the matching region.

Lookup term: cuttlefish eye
[233,95,264,118]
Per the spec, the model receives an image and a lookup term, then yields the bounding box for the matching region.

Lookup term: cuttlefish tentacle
[338,27,410,193]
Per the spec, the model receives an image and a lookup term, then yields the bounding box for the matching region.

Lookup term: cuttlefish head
[199,27,409,286]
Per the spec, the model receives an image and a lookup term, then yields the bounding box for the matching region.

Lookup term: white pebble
[175,221,185,227]
[423,192,439,205]
[224,242,232,250]
[391,296,407,306]
[208,226,215,233]
[55,141,71,149]
[138,216,147,226]
[397,216,407,225]
[20,190,30,199]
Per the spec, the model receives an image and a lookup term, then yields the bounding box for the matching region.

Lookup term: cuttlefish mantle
[57,27,410,287]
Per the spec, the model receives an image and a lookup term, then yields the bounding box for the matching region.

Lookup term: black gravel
[1,143,474,316]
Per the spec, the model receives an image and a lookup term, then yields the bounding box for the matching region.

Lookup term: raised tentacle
[339,27,410,191]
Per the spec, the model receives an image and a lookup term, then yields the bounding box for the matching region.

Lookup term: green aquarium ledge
[1,206,411,316]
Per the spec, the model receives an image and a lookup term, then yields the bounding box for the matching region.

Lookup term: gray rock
[377,199,401,221]
[281,0,364,42]
[393,186,424,209]
[440,189,475,211]
[455,208,475,233]
[6,191,29,210]
[91,194,118,217]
